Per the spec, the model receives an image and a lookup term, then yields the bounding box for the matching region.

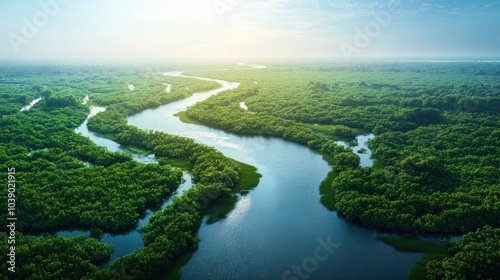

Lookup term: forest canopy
[182,62,500,234]
[1,61,498,279]
[0,62,256,279]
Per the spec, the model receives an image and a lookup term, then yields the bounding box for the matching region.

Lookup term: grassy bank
[233,160,262,194]
[202,160,261,224]
[174,111,203,125]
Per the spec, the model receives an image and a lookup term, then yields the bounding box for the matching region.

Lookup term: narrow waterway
[126,67,422,279]
[62,106,192,265]
[20,97,42,112]
[75,106,158,164]
[56,172,193,266]
[336,134,376,168]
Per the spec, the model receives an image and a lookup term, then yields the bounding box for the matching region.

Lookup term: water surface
[127,70,421,280]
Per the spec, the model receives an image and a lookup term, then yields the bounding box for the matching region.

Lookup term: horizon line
[1,55,500,62]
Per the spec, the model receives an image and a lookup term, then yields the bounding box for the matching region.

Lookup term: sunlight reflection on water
[225,195,252,227]
[180,131,247,152]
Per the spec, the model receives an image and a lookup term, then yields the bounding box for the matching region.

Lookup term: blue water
[126,70,422,279]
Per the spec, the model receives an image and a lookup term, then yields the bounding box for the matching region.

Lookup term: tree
[41,89,52,98]
[332,152,360,171]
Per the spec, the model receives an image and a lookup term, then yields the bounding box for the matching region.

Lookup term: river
[125,67,422,279]
[20,97,42,112]
[65,106,188,265]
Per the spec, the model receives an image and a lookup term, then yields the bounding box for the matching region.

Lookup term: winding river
[70,64,422,279]
[123,66,422,279]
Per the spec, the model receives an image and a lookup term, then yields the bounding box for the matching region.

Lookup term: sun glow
[1,0,499,59]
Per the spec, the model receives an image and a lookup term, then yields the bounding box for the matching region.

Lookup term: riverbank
[19,97,42,111]
[381,236,451,280]
[157,66,456,279]
[173,111,203,125]
[5,61,497,279]
[75,69,262,278]
[125,65,422,279]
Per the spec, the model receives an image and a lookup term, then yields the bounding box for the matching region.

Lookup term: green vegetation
[0,63,260,279]
[182,62,500,233]
[427,226,500,280]
[0,233,112,280]
[179,62,499,279]
[199,160,261,224]
[0,69,185,234]
[232,160,262,194]
[174,110,203,125]
[84,72,260,278]
[303,123,360,142]
[1,61,499,279]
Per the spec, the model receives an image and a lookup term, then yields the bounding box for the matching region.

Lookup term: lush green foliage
[344,123,500,233]
[183,62,500,234]
[179,61,500,279]
[91,75,219,116]
[185,63,498,135]
[427,226,500,279]
[0,100,182,233]
[2,61,498,279]
[0,63,258,279]
[0,233,112,280]
[87,92,250,278]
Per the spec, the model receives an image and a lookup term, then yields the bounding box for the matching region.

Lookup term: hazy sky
[1,0,499,60]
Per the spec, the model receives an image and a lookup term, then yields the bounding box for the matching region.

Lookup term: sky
[1,0,499,60]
